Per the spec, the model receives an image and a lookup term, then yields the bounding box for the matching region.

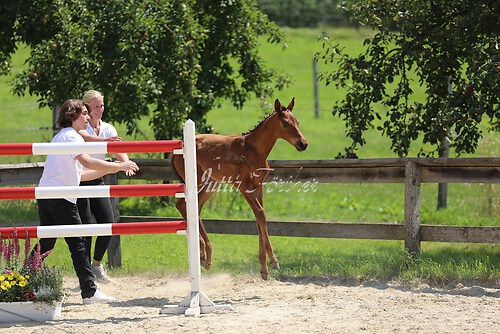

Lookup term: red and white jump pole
[0,184,185,200]
[0,120,232,316]
[0,140,183,156]
[0,221,187,239]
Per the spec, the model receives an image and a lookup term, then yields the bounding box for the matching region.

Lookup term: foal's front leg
[242,186,279,280]
[253,187,279,271]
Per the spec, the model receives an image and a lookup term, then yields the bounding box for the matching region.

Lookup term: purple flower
[28,243,47,271]
[23,232,31,269]
[13,229,20,259]
[0,237,6,262]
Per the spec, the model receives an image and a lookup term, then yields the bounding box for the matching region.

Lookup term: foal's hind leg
[175,198,207,266]
[175,189,213,271]
[197,188,214,270]
[173,156,212,269]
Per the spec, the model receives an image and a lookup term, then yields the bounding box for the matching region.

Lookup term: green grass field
[1,27,499,286]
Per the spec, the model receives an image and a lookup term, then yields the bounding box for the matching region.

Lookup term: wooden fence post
[313,59,319,118]
[437,132,450,210]
[103,173,122,268]
[404,161,421,257]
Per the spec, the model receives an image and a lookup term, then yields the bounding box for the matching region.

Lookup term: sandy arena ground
[1,273,499,334]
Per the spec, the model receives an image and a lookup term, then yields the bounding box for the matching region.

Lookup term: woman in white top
[77,90,135,283]
[36,99,139,304]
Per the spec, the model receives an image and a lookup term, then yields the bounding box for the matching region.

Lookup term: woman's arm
[78,129,121,142]
[114,153,137,176]
[76,153,139,181]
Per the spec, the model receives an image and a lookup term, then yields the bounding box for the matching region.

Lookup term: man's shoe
[92,264,111,283]
[82,289,116,305]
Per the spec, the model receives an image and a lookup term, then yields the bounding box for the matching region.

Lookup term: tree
[0,0,288,139]
[316,0,500,158]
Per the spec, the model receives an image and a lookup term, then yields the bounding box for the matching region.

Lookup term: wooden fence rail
[1,158,499,267]
[3,157,499,185]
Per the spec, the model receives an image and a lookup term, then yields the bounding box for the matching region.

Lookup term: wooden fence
[1,158,499,267]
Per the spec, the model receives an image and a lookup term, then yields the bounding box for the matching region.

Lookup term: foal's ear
[287,97,295,111]
[274,99,282,113]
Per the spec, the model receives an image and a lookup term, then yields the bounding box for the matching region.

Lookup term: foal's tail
[170,154,185,182]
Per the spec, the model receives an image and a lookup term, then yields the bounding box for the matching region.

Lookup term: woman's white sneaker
[92,264,111,283]
[82,289,116,304]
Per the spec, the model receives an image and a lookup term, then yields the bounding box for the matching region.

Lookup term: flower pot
[0,301,62,322]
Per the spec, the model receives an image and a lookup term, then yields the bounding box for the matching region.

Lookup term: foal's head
[274,97,308,151]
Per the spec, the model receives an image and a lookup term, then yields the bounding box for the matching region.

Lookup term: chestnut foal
[173,97,308,279]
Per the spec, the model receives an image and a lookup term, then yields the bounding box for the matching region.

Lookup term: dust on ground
[1,273,499,333]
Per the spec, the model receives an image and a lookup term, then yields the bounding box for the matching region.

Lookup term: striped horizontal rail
[0,140,183,156]
[0,221,187,239]
[0,184,185,200]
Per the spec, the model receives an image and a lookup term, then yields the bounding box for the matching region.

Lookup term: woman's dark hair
[57,99,88,128]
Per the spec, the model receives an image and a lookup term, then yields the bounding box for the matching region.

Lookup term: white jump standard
[160,120,233,316]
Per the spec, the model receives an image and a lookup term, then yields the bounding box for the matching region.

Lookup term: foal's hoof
[271,262,280,270]
[260,272,269,280]
[201,260,211,271]
[200,261,212,270]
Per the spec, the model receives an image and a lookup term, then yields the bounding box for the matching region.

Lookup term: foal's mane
[241,103,289,136]
[241,111,275,135]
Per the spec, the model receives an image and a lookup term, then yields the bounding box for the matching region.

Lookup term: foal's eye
[282,120,289,127]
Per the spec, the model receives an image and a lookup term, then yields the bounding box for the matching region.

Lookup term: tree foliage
[0,0,288,139]
[317,0,500,157]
